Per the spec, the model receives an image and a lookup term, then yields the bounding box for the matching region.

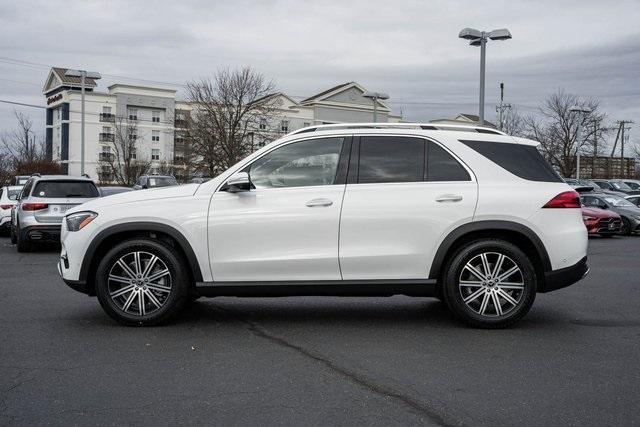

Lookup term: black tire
[10,225,16,244]
[442,239,537,329]
[620,217,632,236]
[95,238,190,326]
[15,223,31,252]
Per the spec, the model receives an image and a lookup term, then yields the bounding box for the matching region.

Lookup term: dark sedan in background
[581,194,640,235]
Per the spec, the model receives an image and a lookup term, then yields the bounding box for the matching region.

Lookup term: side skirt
[195,279,438,298]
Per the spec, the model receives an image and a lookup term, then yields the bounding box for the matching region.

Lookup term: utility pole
[496,82,511,131]
[611,120,634,178]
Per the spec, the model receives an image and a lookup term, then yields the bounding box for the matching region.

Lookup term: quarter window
[358,136,424,184]
[426,142,470,181]
[249,137,344,189]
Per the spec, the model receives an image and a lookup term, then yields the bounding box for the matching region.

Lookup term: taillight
[22,203,49,211]
[0,204,12,210]
[543,191,581,208]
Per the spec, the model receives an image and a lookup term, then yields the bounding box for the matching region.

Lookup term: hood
[67,183,200,214]
[581,207,619,219]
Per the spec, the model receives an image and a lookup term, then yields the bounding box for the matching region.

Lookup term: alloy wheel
[107,251,172,316]
[458,252,524,317]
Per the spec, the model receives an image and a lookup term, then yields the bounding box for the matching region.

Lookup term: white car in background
[0,185,22,235]
[58,123,589,328]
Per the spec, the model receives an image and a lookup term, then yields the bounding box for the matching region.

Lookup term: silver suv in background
[12,175,99,252]
[0,185,22,235]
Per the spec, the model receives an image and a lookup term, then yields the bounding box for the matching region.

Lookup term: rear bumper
[21,225,61,242]
[541,256,589,293]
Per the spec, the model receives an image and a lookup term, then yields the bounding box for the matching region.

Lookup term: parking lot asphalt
[0,235,639,426]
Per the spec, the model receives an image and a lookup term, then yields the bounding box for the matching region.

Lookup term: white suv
[58,123,588,328]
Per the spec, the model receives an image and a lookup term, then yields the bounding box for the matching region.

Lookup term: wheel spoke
[497,289,519,306]
[460,280,484,287]
[480,253,491,277]
[491,291,503,316]
[479,292,491,315]
[117,260,136,279]
[144,289,162,308]
[110,284,134,298]
[497,266,519,283]
[499,282,524,289]
[141,255,158,278]
[463,287,485,303]
[147,269,170,283]
[138,290,145,315]
[122,289,137,312]
[109,274,132,285]
[146,283,171,293]
[133,252,143,275]
[464,264,486,281]
[491,254,505,278]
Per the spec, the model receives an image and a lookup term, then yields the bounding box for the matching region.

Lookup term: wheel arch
[79,222,203,295]
[428,220,552,290]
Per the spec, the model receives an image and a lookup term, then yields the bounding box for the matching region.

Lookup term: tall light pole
[459,28,512,125]
[65,69,101,176]
[570,106,591,180]
[363,91,390,123]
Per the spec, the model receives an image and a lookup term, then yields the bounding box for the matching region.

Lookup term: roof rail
[289,122,507,136]
[30,173,41,177]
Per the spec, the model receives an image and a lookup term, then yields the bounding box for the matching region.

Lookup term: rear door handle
[306,198,333,207]
[435,194,463,203]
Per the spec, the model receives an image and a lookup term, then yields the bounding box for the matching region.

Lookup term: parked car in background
[58,123,588,329]
[10,175,30,186]
[589,179,627,196]
[11,175,99,252]
[622,180,640,191]
[133,175,178,190]
[99,186,133,197]
[580,205,622,237]
[608,180,640,195]
[0,185,22,235]
[625,195,640,207]
[580,193,640,235]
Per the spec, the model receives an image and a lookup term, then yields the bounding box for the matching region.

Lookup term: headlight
[66,211,98,232]
[582,215,595,221]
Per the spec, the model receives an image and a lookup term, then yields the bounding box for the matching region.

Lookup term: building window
[152,111,160,123]
[102,126,111,134]
[152,130,160,142]
[175,133,184,144]
[128,133,137,141]
[281,120,289,133]
[130,148,137,160]
[303,122,310,127]
[99,146,113,161]
[128,107,137,121]
[103,106,111,114]
[259,118,267,130]
[100,106,114,122]
[151,149,160,161]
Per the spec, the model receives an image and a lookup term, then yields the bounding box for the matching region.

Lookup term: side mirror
[225,172,251,193]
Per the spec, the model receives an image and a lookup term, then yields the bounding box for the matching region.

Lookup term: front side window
[358,136,424,184]
[249,137,344,189]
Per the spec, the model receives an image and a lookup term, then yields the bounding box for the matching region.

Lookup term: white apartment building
[43,68,402,179]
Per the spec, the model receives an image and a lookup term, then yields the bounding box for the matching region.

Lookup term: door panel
[339,181,477,279]
[210,185,345,281]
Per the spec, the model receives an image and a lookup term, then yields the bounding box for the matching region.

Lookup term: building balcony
[99,113,115,123]
[99,133,115,142]
[174,119,188,128]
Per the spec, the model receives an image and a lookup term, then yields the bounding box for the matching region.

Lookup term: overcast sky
[1,0,638,143]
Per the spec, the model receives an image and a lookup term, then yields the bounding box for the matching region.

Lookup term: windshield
[7,189,20,199]
[610,181,632,190]
[625,181,640,190]
[593,181,613,190]
[32,181,99,198]
[602,195,635,207]
[148,177,177,187]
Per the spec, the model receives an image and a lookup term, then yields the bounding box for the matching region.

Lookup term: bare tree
[523,90,605,177]
[1,111,42,163]
[97,116,151,186]
[500,107,526,137]
[185,67,278,173]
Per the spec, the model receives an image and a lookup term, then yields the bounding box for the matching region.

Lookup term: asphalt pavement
[0,235,639,426]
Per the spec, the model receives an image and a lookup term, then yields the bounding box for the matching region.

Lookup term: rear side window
[358,136,424,183]
[427,142,470,181]
[32,181,99,198]
[460,140,562,182]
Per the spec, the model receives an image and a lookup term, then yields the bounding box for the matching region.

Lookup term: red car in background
[581,206,622,236]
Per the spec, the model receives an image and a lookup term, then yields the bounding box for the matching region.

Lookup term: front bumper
[58,261,92,295]
[541,256,589,293]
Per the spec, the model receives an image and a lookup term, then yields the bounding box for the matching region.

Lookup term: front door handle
[435,194,463,203]
[306,198,333,207]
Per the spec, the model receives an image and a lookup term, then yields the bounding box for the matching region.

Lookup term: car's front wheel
[442,239,537,329]
[95,238,190,326]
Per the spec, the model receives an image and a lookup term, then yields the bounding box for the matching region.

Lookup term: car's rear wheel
[95,238,190,326]
[15,222,31,252]
[620,217,632,236]
[442,239,536,329]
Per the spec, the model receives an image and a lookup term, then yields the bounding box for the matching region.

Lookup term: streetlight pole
[459,28,512,125]
[363,91,390,123]
[65,69,101,176]
[570,106,591,180]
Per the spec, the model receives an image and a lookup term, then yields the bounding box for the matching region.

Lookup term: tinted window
[21,180,34,198]
[427,142,470,181]
[8,189,20,199]
[32,181,99,198]
[250,137,344,189]
[460,140,562,182]
[148,177,177,187]
[358,136,424,184]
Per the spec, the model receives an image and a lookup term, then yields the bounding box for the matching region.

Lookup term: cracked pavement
[1,236,639,425]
